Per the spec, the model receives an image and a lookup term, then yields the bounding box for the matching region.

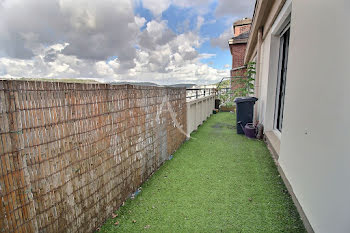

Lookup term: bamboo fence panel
[0,80,187,233]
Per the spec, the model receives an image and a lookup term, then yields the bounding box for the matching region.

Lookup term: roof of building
[244,0,281,63]
[233,18,252,26]
[234,32,250,40]
[229,32,250,45]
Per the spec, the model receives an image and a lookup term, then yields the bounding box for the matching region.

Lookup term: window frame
[274,24,290,133]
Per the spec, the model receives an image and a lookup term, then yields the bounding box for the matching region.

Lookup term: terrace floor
[99,112,306,232]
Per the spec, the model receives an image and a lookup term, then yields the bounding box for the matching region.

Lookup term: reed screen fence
[0,80,187,233]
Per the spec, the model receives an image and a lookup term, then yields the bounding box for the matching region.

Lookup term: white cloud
[135,16,147,28]
[210,27,233,50]
[0,0,233,85]
[172,0,211,14]
[0,0,139,66]
[196,16,205,31]
[142,0,171,16]
[215,0,255,18]
[141,0,213,16]
[198,53,216,60]
[0,34,229,85]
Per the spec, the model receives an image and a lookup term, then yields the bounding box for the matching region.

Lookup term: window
[274,26,290,132]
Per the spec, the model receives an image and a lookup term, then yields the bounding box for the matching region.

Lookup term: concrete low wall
[186,95,215,135]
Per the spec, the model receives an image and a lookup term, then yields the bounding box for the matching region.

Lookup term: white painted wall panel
[186,95,215,135]
[277,1,350,232]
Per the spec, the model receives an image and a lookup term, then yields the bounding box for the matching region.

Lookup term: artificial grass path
[98,112,306,233]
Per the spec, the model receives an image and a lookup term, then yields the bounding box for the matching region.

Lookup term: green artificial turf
[98,112,306,233]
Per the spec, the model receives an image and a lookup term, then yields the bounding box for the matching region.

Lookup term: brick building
[228,18,252,90]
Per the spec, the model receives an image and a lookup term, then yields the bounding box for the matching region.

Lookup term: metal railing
[186,88,215,101]
[217,87,231,96]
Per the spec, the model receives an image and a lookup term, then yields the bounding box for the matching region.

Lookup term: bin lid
[234,97,258,103]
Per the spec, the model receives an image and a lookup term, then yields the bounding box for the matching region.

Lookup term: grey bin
[234,97,258,134]
[215,99,221,109]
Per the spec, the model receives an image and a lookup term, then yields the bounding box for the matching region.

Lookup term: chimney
[233,18,252,37]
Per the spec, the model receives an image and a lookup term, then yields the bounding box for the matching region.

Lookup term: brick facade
[230,43,247,72]
[234,24,251,37]
[231,68,247,90]
[229,18,252,91]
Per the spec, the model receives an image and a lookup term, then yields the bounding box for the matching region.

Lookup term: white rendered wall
[256,34,271,128]
[277,1,350,232]
[186,95,215,135]
[257,0,292,134]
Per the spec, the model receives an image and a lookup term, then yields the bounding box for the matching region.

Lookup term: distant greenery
[216,80,235,107]
[218,93,235,109]
[221,101,235,108]
[216,79,230,89]
[217,62,256,108]
[98,113,306,233]
[234,61,256,97]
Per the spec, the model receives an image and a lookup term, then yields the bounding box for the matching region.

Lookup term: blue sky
[0,0,254,84]
[135,1,235,70]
